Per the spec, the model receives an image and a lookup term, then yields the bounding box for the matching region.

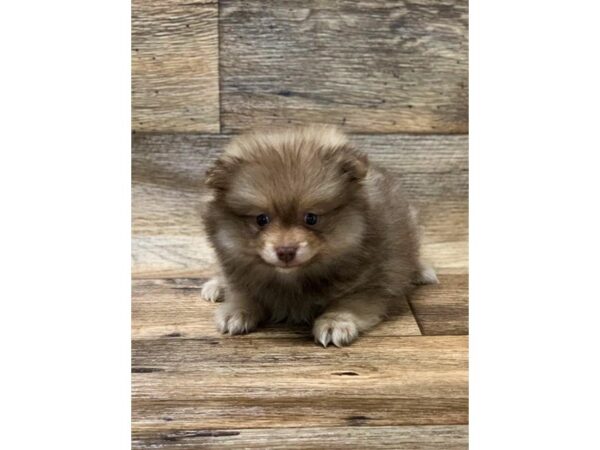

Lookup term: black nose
[276,246,297,263]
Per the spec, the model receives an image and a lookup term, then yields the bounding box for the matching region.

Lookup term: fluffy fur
[201,125,436,347]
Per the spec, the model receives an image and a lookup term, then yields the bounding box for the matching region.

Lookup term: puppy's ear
[205,155,243,191]
[339,149,369,182]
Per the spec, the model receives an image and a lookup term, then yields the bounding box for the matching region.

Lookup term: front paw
[313,313,359,347]
[201,277,223,302]
[215,305,259,335]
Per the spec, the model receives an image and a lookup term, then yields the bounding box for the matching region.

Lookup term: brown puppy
[201,125,437,347]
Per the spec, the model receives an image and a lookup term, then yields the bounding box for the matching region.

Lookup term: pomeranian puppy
[200,125,437,347]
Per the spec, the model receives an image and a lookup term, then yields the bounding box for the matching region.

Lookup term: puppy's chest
[260,294,327,325]
[256,280,330,324]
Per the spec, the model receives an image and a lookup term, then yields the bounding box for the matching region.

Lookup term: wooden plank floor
[133,336,467,428]
[132,284,468,448]
[132,0,468,447]
[133,426,469,450]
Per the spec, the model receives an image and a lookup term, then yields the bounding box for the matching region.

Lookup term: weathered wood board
[132,0,219,132]
[132,425,468,449]
[132,278,421,339]
[410,274,469,335]
[220,0,468,133]
[132,133,467,278]
[132,336,468,430]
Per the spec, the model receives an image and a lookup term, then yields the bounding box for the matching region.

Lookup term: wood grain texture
[132,133,467,278]
[132,0,219,132]
[410,274,469,335]
[133,278,421,339]
[132,336,468,430]
[220,0,468,133]
[132,425,468,449]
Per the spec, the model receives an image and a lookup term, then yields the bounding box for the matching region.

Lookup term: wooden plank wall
[132,0,468,448]
[132,0,220,132]
[220,0,468,133]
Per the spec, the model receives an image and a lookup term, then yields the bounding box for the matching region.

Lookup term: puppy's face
[206,128,369,273]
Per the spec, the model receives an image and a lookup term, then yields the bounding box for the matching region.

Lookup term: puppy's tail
[414,263,439,285]
[408,205,439,285]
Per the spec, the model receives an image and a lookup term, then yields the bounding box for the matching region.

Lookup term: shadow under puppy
[201,125,437,347]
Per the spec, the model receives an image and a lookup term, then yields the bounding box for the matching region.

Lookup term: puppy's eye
[256,214,270,227]
[304,212,318,226]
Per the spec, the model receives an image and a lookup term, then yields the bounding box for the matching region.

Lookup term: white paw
[313,313,359,347]
[415,265,439,285]
[201,278,223,302]
[215,306,259,335]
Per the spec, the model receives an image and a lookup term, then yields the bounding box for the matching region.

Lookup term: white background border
[1,2,131,449]
[471,0,600,448]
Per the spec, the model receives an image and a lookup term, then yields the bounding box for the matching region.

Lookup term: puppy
[200,125,436,347]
